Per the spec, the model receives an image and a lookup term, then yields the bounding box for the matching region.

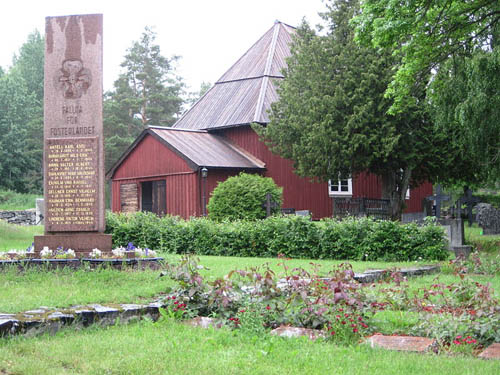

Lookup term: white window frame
[405,188,410,200]
[328,178,353,197]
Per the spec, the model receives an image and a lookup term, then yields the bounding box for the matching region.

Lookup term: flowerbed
[159,254,500,352]
[0,243,163,270]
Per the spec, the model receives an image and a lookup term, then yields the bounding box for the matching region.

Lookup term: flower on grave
[89,248,102,258]
[112,247,126,258]
[40,247,53,258]
[126,242,136,251]
[26,243,35,253]
[66,249,76,258]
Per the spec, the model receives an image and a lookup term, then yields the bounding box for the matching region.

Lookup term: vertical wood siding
[222,127,333,219]
[111,134,198,219]
[221,126,429,218]
[113,135,192,180]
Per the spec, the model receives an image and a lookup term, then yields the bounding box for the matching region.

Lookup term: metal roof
[149,127,265,169]
[173,21,295,130]
[106,126,266,178]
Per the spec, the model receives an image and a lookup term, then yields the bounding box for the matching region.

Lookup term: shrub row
[105,212,449,261]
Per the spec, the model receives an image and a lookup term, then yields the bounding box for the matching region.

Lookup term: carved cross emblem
[54,59,92,99]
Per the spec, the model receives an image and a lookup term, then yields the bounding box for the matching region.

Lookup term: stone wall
[0,210,37,225]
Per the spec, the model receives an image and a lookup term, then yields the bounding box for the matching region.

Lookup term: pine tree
[104,27,185,170]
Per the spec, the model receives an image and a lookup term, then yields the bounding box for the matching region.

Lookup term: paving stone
[270,326,326,340]
[366,334,437,352]
[184,317,222,329]
[478,343,500,359]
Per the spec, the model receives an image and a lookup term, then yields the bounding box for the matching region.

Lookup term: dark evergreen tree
[258,0,451,219]
[104,27,185,171]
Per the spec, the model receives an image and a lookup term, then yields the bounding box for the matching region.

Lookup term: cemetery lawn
[0,190,40,211]
[0,254,437,313]
[0,221,43,251]
[1,318,498,375]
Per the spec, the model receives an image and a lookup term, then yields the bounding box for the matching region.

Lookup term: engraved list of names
[45,138,98,231]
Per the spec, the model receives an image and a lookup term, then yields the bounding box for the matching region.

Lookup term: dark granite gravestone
[262,192,279,218]
[425,184,450,218]
[476,203,500,235]
[456,187,481,227]
[34,14,111,256]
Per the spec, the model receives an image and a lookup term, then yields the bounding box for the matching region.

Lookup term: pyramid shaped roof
[173,21,295,130]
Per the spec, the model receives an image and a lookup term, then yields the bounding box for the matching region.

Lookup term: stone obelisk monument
[34,14,112,255]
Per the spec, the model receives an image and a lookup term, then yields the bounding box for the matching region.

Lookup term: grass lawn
[0,318,498,375]
[0,221,43,251]
[0,254,440,314]
[0,221,498,374]
[0,190,41,211]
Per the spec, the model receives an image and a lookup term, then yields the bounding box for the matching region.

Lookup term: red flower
[341,321,346,325]
[239,309,246,313]
[266,305,271,310]
[330,330,336,336]
[353,328,358,333]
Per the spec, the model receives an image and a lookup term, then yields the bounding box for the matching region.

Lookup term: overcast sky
[1,0,325,93]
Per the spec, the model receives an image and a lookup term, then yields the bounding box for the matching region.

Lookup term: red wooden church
[107,22,431,220]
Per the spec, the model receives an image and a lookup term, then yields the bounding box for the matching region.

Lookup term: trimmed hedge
[106,212,449,261]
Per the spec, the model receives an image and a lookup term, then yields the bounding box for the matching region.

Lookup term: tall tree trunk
[380,169,411,221]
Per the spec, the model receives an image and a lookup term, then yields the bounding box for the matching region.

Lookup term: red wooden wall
[110,128,432,220]
[220,126,431,218]
[111,135,200,219]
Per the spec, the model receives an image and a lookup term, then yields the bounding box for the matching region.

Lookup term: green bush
[475,193,500,208]
[106,212,449,261]
[207,173,283,221]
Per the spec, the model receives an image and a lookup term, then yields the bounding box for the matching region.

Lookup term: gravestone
[34,14,111,256]
[425,184,450,218]
[440,218,472,258]
[262,192,279,218]
[456,187,481,227]
[476,203,500,235]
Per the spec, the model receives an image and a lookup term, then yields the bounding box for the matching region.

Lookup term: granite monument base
[34,233,112,256]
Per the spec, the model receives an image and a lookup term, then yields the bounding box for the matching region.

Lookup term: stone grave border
[0,257,164,271]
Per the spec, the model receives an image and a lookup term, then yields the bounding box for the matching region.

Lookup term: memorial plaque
[45,138,98,231]
[35,14,111,255]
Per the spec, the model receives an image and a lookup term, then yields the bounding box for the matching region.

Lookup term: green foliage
[258,0,450,219]
[0,31,44,193]
[354,0,499,113]
[475,193,500,208]
[207,173,283,221]
[354,0,500,187]
[106,212,449,261]
[0,189,41,210]
[104,26,185,171]
[428,50,500,186]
